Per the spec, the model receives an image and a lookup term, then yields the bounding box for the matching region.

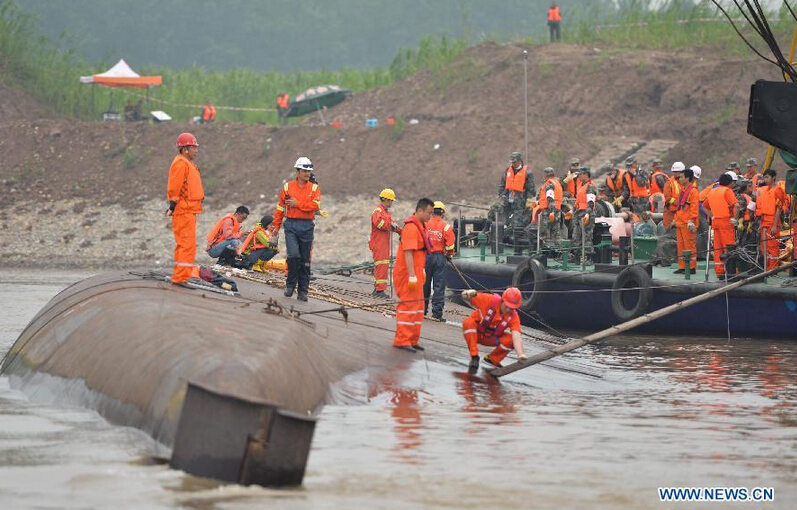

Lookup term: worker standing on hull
[393,198,434,352]
[663,162,684,230]
[460,287,526,373]
[674,168,699,274]
[166,133,204,284]
[489,151,535,235]
[369,188,401,298]
[423,201,456,321]
[273,157,321,301]
[572,167,597,263]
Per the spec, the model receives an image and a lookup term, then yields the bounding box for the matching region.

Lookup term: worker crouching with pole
[461,287,527,373]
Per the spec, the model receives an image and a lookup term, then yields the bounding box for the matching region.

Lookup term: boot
[284,258,299,297]
[297,259,311,298]
[468,355,480,373]
[252,259,265,272]
[482,354,503,369]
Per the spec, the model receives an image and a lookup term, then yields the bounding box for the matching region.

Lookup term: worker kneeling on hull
[461,287,527,373]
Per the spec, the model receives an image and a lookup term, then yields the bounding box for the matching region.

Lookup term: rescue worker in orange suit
[674,167,699,274]
[547,3,562,43]
[561,158,580,198]
[572,167,598,263]
[538,166,563,244]
[276,92,290,122]
[166,133,204,284]
[620,156,650,214]
[370,188,401,298]
[604,164,626,207]
[662,161,684,230]
[273,156,321,301]
[393,198,434,352]
[755,169,786,270]
[205,205,249,265]
[423,201,456,322]
[489,151,536,235]
[743,158,761,190]
[201,101,216,124]
[734,178,755,250]
[704,173,740,278]
[460,287,527,372]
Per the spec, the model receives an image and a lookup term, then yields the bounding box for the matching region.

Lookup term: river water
[1,270,795,509]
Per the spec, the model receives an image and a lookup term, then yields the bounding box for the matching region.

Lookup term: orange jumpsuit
[756,184,786,270]
[166,154,204,283]
[369,204,398,292]
[461,293,521,365]
[704,185,738,276]
[662,175,680,229]
[674,183,699,270]
[392,218,428,348]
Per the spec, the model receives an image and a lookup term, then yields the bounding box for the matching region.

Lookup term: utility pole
[523,49,529,161]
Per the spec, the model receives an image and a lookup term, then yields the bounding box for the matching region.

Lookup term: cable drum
[610,265,654,321]
[511,257,547,312]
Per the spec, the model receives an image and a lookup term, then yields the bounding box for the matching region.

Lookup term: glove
[613,197,623,207]
[318,210,329,218]
[687,220,696,233]
[737,220,745,232]
[391,222,399,231]
[461,289,477,300]
[548,212,556,223]
[407,275,418,291]
[582,214,590,226]
[746,223,753,235]
[729,218,738,227]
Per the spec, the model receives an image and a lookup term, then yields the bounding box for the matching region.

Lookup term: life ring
[511,257,547,312]
[611,265,653,321]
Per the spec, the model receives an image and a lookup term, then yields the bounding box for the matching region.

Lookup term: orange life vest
[240,225,269,253]
[564,177,577,197]
[663,176,681,211]
[206,213,241,249]
[738,193,752,221]
[548,6,562,22]
[624,171,649,198]
[474,294,517,341]
[539,177,563,210]
[650,170,667,194]
[505,165,528,192]
[277,94,290,109]
[576,179,595,210]
[202,104,216,122]
[756,185,785,218]
[607,169,625,196]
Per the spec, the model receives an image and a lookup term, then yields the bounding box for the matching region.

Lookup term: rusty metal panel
[170,381,276,483]
[239,409,317,487]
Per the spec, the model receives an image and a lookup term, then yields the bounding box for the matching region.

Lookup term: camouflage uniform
[489,153,536,234]
[540,177,561,244]
[623,167,651,215]
[572,177,598,261]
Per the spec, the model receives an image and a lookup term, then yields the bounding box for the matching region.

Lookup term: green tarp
[285,85,350,118]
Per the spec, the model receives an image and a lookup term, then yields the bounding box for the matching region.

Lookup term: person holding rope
[392,198,434,352]
[461,287,526,372]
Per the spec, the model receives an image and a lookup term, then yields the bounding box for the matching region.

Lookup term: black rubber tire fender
[611,265,654,321]
[511,257,547,312]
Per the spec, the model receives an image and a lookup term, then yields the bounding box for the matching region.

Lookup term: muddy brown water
[1,269,795,509]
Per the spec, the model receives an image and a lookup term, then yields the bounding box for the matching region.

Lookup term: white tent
[80,59,162,88]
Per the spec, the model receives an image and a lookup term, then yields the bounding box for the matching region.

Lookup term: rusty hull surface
[0,270,595,450]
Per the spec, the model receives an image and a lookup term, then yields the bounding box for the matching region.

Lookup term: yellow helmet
[379,188,396,201]
[433,201,446,211]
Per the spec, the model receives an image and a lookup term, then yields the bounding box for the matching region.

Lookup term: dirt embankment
[0,42,781,268]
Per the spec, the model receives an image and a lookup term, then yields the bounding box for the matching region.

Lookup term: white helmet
[725,171,738,181]
[294,156,313,170]
[670,161,685,173]
[689,165,702,179]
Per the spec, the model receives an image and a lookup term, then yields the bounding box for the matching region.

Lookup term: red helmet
[177,132,198,148]
[502,287,522,309]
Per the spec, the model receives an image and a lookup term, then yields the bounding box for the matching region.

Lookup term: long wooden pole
[490,260,797,377]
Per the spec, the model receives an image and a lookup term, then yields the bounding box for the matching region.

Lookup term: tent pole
[91,85,95,120]
[146,87,150,117]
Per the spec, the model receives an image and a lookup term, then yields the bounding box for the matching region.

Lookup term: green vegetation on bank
[1,0,790,124]
[0,1,469,123]
[565,0,790,54]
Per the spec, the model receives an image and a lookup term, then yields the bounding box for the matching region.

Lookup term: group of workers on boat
[166,133,793,372]
[489,151,794,278]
